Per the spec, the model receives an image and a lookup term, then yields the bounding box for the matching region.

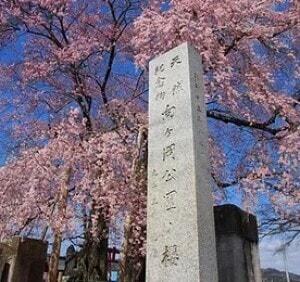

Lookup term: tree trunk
[68,209,108,282]
[85,215,108,282]
[48,232,62,282]
[48,168,71,282]
[119,215,131,282]
[120,216,145,282]
[120,127,147,282]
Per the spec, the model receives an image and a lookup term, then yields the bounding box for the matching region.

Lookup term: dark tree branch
[100,42,116,105]
[207,109,287,135]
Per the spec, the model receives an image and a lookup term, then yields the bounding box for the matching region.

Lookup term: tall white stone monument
[147,42,218,282]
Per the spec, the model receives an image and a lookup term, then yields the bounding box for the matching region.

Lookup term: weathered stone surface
[214,205,262,282]
[147,42,218,282]
[214,204,258,243]
[0,237,47,282]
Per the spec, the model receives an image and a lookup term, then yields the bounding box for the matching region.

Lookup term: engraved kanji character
[155,64,165,75]
[162,104,176,120]
[163,143,175,161]
[194,72,201,88]
[164,190,177,210]
[196,104,203,114]
[161,245,179,267]
[162,169,176,182]
[170,55,182,68]
[164,127,174,138]
[150,197,159,206]
[155,76,166,88]
[155,91,166,101]
[172,81,184,95]
[151,169,159,189]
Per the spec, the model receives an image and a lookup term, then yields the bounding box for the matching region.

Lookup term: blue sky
[260,236,300,275]
[0,4,299,274]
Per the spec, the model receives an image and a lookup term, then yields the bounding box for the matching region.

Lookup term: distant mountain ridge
[262,268,300,282]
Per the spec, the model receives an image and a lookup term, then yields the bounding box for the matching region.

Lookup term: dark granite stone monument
[214,204,262,282]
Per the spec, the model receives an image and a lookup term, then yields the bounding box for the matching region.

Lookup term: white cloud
[260,237,300,275]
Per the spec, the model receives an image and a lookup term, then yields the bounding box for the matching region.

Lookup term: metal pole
[283,245,290,282]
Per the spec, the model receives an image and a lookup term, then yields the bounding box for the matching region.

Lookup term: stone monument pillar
[147,42,218,281]
[214,205,262,282]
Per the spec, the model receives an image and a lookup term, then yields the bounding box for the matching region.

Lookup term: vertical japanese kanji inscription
[147,42,218,282]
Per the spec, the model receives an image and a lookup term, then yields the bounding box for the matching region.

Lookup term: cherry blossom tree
[0,0,147,280]
[132,0,299,243]
[0,104,147,280]
[0,0,299,281]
